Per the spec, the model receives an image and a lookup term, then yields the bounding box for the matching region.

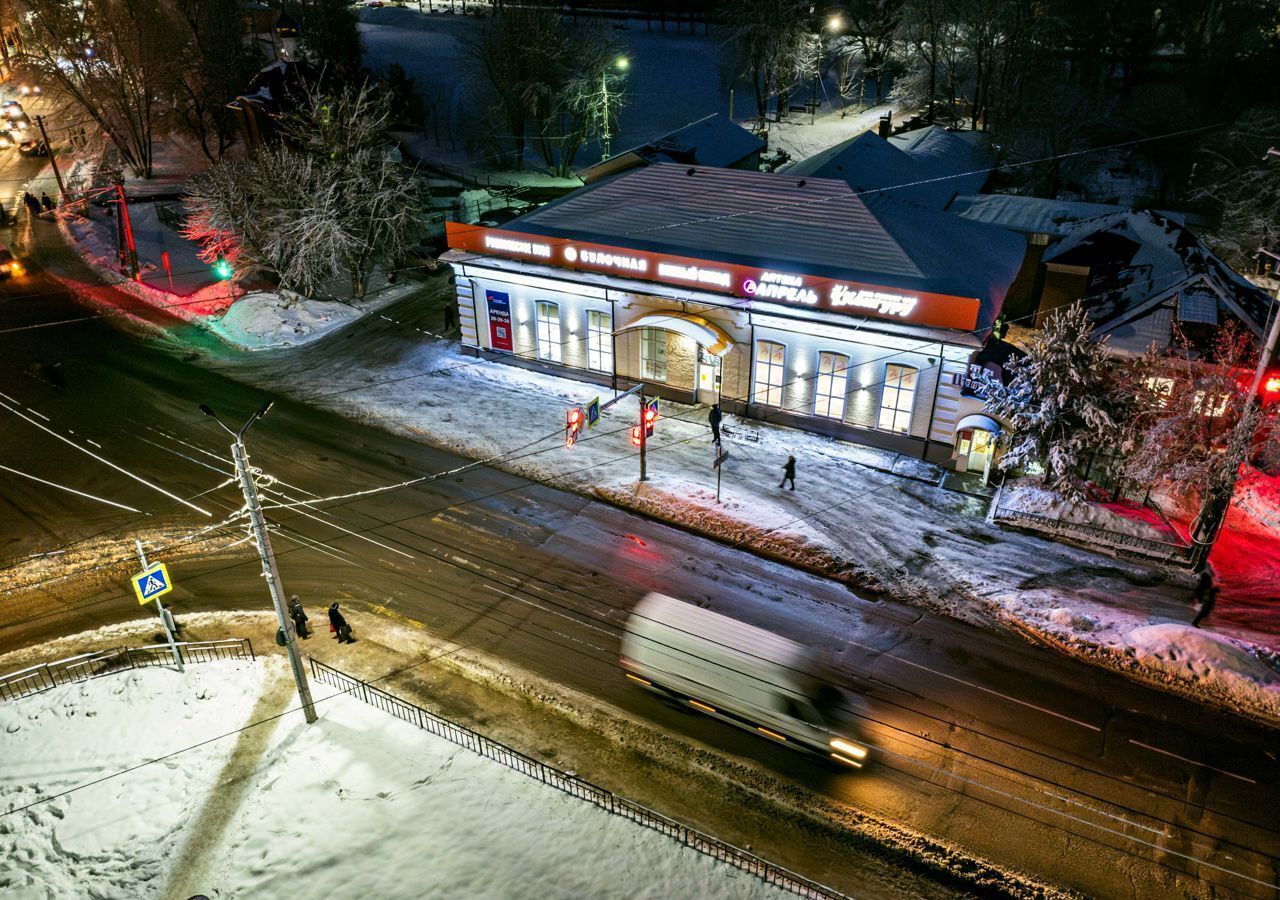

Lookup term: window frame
[586,309,613,373]
[640,326,668,382]
[535,301,562,363]
[753,340,786,407]
[813,351,849,419]
[878,363,918,433]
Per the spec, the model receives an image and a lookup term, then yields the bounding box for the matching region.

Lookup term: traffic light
[1263,373,1280,406]
[630,426,642,447]
[565,406,585,447]
[213,256,233,280]
[643,397,658,438]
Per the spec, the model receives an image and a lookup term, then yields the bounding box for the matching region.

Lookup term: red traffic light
[630,426,642,447]
[1265,375,1280,396]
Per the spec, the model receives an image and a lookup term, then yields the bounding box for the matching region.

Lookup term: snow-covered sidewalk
[0,655,791,899]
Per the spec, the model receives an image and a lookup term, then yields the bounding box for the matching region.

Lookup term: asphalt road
[1,227,1277,899]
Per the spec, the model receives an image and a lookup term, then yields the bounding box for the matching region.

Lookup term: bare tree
[1188,109,1280,272]
[18,0,182,178]
[843,0,901,107]
[722,0,810,127]
[172,0,257,161]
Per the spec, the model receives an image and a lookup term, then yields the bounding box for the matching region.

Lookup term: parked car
[17,83,41,96]
[1,100,23,120]
[18,139,48,157]
[0,133,14,150]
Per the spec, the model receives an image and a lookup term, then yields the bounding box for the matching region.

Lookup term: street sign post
[132,542,182,671]
[587,396,600,428]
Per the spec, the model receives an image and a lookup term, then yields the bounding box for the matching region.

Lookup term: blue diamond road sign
[587,396,600,428]
[132,563,174,605]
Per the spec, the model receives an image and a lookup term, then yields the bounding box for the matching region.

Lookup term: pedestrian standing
[39,192,54,212]
[23,192,41,217]
[1191,569,1218,628]
[289,595,310,639]
[328,602,354,643]
[779,455,796,491]
[708,403,722,447]
[443,301,457,332]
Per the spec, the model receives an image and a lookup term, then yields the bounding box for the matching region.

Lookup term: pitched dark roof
[580,114,764,183]
[508,162,1026,329]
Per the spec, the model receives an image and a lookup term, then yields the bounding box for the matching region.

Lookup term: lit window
[878,364,917,433]
[587,310,612,372]
[535,301,561,362]
[754,340,786,407]
[640,327,667,382]
[1192,389,1229,417]
[1144,376,1174,408]
[814,352,849,419]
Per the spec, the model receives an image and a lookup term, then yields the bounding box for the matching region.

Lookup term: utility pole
[638,391,648,482]
[1188,263,1280,569]
[114,179,139,279]
[600,69,611,162]
[136,538,183,672]
[200,402,317,724]
[34,115,65,201]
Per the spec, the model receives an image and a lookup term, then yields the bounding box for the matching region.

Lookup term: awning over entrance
[616,311,734,357]
[955,413,1001,434]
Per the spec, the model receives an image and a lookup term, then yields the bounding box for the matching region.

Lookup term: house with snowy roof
[580,114,764,184]
[788,125,991,210]
[1034,209,1272,354]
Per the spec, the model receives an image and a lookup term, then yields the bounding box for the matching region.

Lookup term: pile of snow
[0,660,789,899]
[1124,623,1279,690]
[211,291,364,350]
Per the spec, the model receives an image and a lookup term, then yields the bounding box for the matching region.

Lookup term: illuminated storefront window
[640,327,667,381]
[878,364,917,433]
[536,301,562,362]
[814,352,849,419]
[587,310,612,372]
[754,340,786,407]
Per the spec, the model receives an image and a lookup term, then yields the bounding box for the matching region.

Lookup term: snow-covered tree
[979,303,1129,502]
[1189,109,1280,273]
[185,84,428,299]
[722,0,810,127]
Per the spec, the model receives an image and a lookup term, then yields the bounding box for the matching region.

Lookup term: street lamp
[200,401,318,724]
[600,55,629,162]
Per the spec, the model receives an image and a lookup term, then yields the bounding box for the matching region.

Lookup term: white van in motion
[621,593,870,767]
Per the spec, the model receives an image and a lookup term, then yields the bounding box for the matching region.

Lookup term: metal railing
[0,638,255,703]
[310,659,850,900]
[991,495,1193,565]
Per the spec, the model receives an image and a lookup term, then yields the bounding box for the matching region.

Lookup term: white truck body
[621,593,868,766]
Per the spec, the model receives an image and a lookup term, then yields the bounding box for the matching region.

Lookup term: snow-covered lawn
[209,284,420,351]
[0,658,789,899]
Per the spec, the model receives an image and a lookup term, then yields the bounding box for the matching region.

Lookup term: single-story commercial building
[442,163,1026,470]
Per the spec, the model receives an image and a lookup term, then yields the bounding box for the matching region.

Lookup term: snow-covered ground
[0,656,790,899]
[209,284,419,351]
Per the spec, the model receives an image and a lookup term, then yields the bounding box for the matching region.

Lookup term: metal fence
[0,638,255,703]
[991,486,1193,566]
[310,659,850,900]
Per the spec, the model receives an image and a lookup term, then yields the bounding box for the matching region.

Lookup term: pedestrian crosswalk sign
[132,563,173,605]
[587,396,600,428]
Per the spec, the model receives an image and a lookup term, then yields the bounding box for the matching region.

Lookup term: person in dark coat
[328,602,354,643]
[779,455,796,491]
[1191,569,1218,628]
[39,192,54,212]
[708,403,722,446]
[443,301,457,332]
[22,192,41,216]
[289,595,309,639]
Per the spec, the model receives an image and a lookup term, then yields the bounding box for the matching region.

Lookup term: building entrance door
[956,428,995,481]
[696,348,722,405]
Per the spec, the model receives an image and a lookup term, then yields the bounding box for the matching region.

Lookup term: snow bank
[1125,623,1280,690]
[0,660,789,899]
[211,291,364,350]
[997,480,1177,542]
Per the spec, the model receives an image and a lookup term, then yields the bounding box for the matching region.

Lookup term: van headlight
[829,738,868,759]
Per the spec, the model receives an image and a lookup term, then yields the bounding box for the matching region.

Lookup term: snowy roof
[787,126,989,210]
[1042,209,1272,336]
[950,193,1191,236]
[507,163,1027,328]
[580,114,763,183]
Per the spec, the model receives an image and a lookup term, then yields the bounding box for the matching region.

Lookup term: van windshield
[808,683,846,727]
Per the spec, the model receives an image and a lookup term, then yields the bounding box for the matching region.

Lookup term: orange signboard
[445,221,983,332]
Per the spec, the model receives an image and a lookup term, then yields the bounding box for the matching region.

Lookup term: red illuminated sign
[446,222,983,331]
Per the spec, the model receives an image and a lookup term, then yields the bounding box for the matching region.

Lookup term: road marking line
[1128,740,1257,784]
[484,584,618,637]
[870,649,1103,732]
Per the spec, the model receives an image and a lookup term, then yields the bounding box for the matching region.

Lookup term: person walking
[39,192,54,212]
[1191,569,1218,628]
[22,191,41,217]
[779,455,796,491]
[288,595,310,639]
[328,602,354,643]
[708,403,722,447]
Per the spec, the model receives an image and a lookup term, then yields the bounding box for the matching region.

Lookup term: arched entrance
[615,311,734,405]
[954,413,1001,483]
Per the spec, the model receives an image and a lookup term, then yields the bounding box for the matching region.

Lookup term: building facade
[443,164,1026,469]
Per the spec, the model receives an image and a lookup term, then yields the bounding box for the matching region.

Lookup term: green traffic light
[213,257,233,279]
